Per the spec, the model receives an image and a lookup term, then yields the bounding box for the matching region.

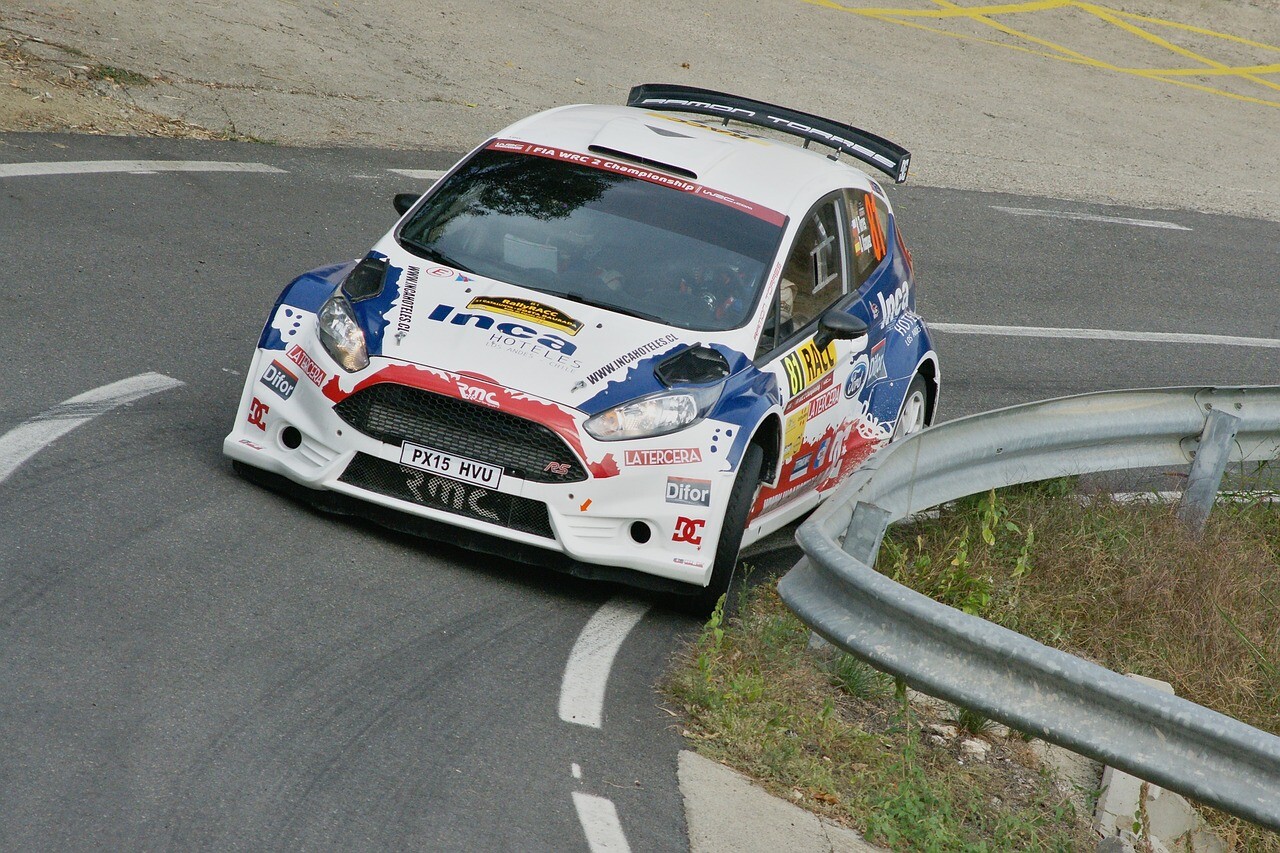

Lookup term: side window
[846,190,888,288]
[778,197,848,335]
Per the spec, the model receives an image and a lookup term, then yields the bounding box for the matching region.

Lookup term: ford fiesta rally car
[225,84,939,612]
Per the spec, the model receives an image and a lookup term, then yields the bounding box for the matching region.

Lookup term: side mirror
[813,310,868,351]
[393,192,420,216]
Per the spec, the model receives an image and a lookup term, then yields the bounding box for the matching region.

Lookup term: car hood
[346,246,747,416]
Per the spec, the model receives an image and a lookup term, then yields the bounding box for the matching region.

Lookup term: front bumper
[223,341,742,590]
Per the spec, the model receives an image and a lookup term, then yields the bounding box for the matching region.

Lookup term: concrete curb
[679,750,883,853]
[1093,676,1228,853]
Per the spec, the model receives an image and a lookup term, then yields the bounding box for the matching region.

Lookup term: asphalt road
[1,132,1277,850]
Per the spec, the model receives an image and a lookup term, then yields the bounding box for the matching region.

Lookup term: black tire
[675,443,765,617]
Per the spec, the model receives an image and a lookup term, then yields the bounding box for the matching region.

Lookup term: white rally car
[225,84,938,612]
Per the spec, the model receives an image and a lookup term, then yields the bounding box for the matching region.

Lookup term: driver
[672,265,753,325]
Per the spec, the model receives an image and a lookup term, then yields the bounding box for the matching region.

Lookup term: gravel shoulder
[3,0,1279,221]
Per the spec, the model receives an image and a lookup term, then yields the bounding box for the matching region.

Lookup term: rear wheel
[676,443,764,617]
[892,374,929,441]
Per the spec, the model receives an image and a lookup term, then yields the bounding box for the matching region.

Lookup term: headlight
[317,294,369,372]
[583,384,723,441]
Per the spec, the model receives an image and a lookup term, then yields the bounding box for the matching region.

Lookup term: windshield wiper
[545,290,666,324]
[400,237,472,273]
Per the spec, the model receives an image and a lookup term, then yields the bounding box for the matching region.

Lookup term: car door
[750,192,864,518]
[840,188,893,406]
[809,188,897,493]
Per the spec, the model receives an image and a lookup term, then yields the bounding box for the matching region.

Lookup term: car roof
[493,103,883,219]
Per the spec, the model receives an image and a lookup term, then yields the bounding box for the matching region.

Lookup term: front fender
[257,261,354,351]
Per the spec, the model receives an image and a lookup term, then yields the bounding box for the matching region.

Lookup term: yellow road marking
[1083,3,1280,95]
[803,0,1280,109]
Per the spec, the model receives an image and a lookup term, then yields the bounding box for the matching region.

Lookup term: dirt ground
[3,1,1279,221]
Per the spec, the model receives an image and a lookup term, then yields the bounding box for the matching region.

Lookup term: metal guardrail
[778,386,1280,831]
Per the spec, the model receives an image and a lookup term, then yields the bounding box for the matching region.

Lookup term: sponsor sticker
[672,516,706,546]
[666,477,712,507]
[791,454,812,477]
[870,339,888,382]
[784,373,834,414]
[457,381,499,407]
[394,265,421,334]
[415,266,471,283]
[247,397,269,431]
[784,408,807,459]
[467,295,583,336]
[404,469,498,521]
[893,311,921,346]
[624,448,703,466]
[486,139,786,226]
[286,344,326,386]
[806,385,840,419]
[585,334,679,386]
[844,355,870,399]
[876,280,910,329]
[400,441,503,489]
[426,303,581,372]
[781,338,837,397]
[814,437,831,470]
[259,360,298,400]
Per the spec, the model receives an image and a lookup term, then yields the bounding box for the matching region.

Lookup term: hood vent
[587,145,697,180]
[655,345,731,386]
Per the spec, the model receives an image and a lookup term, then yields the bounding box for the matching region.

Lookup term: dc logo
[672,516,706,546]
[247,397,270,431]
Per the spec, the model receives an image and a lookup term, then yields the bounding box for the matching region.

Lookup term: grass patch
[667,586,1093,850]
[884,483,1280,848]
[667,483,1279,849]
[884,485,1280,734]
[87,65,151,86]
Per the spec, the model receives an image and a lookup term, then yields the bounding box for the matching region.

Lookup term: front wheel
[892,374,929,441]
[676,443,764,617]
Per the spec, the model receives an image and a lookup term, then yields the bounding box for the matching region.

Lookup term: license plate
[399,441,503,489]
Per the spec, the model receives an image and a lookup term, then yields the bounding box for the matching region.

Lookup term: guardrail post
[842,502,892,562]
[1177,409,1241,538]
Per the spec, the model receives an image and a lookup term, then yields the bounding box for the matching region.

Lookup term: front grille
[339,453,555,539]
[333,383,586,483]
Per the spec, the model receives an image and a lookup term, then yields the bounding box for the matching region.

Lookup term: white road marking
[0,160,286,179]
[991,206,1192,230]
[930,323,1280,349]
[0,373,184,484]
[571,792,631,852]
[572,763,583,780]
[388,168,446,180]
[559,598,650,729]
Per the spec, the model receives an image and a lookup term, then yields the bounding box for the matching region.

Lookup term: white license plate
[399,441,503,489]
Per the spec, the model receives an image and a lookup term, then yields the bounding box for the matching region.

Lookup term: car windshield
[397,146,785,332]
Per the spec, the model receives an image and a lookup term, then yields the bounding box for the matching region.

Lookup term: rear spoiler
[626,83,910,184]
